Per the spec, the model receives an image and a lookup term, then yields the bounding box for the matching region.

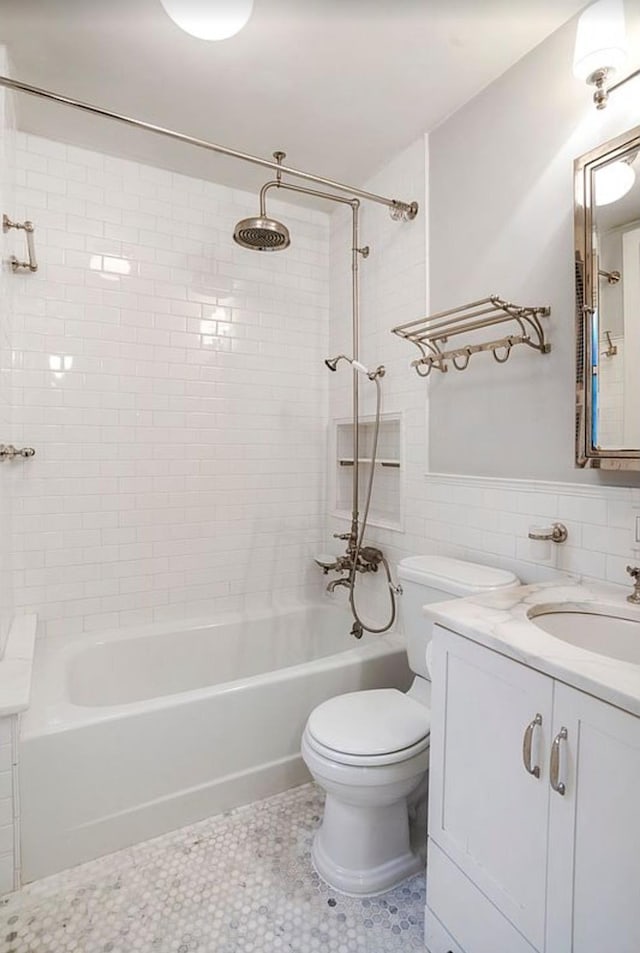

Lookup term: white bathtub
[20,605,411,882]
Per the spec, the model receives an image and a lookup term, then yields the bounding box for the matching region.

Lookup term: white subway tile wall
[11,134,330,637]
[0,715,18,894]
[327,137,640,625]
[0,49,16,649]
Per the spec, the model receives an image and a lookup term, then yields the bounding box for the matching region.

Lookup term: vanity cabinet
[426,624,640,953]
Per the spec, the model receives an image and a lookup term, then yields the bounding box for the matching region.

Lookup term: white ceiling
[1,0,589,204]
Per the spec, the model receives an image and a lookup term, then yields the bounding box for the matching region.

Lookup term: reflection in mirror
[575,125,640,470]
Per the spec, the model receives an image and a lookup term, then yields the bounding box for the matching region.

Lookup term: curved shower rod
[0,76,419,221]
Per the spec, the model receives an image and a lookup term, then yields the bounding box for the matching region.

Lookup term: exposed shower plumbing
[324,355,385,380]
[321,359,399,639]
[232,150,410,639]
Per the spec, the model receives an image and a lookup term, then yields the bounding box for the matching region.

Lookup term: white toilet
[302,555,519,896]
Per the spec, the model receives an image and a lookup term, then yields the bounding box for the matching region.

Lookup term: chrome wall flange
[389,200,419,222]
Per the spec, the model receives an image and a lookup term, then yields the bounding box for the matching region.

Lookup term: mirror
[575,124,640,470]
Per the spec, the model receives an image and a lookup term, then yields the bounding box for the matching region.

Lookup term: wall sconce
[573,0,639,109]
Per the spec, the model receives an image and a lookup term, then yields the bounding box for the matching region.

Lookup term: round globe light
[159,0,254,41]
[594,160,636,206]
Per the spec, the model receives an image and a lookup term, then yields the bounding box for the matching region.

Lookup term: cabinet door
[429,626,553,950]
[546,682,640,953]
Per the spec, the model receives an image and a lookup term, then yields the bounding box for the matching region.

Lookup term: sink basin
[527,603,640,665]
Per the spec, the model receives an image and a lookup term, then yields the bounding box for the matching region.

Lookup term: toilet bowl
[302,555,519,896]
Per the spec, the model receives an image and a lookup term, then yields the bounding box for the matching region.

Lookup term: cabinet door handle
[550,727,568,795]
[522,713,542,778]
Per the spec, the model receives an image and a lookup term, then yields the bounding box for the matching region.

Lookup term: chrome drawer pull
[522,713,542,778]
[550,727,568,795]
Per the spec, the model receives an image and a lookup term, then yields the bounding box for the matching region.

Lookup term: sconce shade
[573,0,627,81]
[159,0,254,40]
[594,159,636,206]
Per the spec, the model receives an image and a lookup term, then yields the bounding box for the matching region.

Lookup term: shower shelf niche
[332,414,402,531]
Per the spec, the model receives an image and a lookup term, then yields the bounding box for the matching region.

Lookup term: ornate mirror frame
[575,123,640,470]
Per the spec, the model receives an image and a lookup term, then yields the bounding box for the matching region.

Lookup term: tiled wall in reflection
[11,134,330,637]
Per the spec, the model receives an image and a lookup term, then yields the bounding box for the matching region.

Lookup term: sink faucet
[626,566,640,605]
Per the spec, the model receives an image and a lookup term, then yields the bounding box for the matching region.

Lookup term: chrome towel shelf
[391,294,551,377]
[3,214,38,273]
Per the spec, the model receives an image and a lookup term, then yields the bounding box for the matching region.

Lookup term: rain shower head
[233,215,290,252]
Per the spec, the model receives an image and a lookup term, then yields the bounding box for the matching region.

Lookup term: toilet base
[312,826,423,897]
[310,788,426,896]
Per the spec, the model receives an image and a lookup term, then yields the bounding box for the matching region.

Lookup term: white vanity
[422,579,640,953]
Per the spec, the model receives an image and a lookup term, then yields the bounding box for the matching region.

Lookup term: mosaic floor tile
[0,784,425,952]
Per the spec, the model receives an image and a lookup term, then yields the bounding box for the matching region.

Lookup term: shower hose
[348,375,397,637]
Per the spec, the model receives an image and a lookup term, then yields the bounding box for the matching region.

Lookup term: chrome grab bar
[550,727,568,796]
[3,214,38,273]
[522,713,543,778]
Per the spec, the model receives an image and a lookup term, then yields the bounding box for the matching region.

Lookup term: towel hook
[452,350,471,371]
[412,358,432,378]
[492,340,513,364]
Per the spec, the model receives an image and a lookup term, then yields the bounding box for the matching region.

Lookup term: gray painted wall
[428,10,640,485]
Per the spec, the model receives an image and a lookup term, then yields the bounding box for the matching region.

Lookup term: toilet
[301,555,519,896]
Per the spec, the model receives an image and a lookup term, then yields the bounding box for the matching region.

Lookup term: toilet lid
[307,689,430,757]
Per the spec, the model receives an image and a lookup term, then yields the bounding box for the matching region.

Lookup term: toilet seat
[304,728,429,767]
[305,689,430,767]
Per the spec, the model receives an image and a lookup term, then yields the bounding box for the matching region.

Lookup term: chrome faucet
[626,566,640,605]
[319,533,387,593]
[326,578,351,593]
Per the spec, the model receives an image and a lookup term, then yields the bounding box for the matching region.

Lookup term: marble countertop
[0,614,37,717]
[423,578,640,717]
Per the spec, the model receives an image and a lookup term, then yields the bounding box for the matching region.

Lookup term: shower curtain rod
[0,76,419,219]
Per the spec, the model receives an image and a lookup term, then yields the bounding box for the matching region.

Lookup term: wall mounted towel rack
[3,214,38,273]
[391,294,551,377]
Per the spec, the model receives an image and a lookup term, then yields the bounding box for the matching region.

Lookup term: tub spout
[326,577,350,593]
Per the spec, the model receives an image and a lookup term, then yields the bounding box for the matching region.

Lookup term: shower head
[324,356,343,372]
[324,355,385,379]
[233,215,291,252]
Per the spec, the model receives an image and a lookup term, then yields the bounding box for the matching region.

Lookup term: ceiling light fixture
[573,0,639,109]
[593,158,636,205]
[159,0,254,41]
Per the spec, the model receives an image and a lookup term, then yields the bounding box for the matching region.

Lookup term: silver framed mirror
[575,124,640,470]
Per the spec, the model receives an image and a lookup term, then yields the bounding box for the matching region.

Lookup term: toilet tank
[397,556,519,679]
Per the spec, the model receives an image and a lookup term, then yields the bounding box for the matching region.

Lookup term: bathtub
[19,604,411,882]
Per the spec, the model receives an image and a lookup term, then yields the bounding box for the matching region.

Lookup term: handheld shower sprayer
[324,355,385,380]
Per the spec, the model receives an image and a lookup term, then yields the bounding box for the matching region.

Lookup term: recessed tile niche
[333,413,402,531]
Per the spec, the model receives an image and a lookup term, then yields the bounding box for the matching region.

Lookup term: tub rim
[22,604,406,738]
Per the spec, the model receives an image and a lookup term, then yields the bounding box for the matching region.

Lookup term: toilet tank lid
[397,555,519,593]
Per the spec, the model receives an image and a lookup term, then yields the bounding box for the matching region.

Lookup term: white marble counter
[423,578,640,717]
